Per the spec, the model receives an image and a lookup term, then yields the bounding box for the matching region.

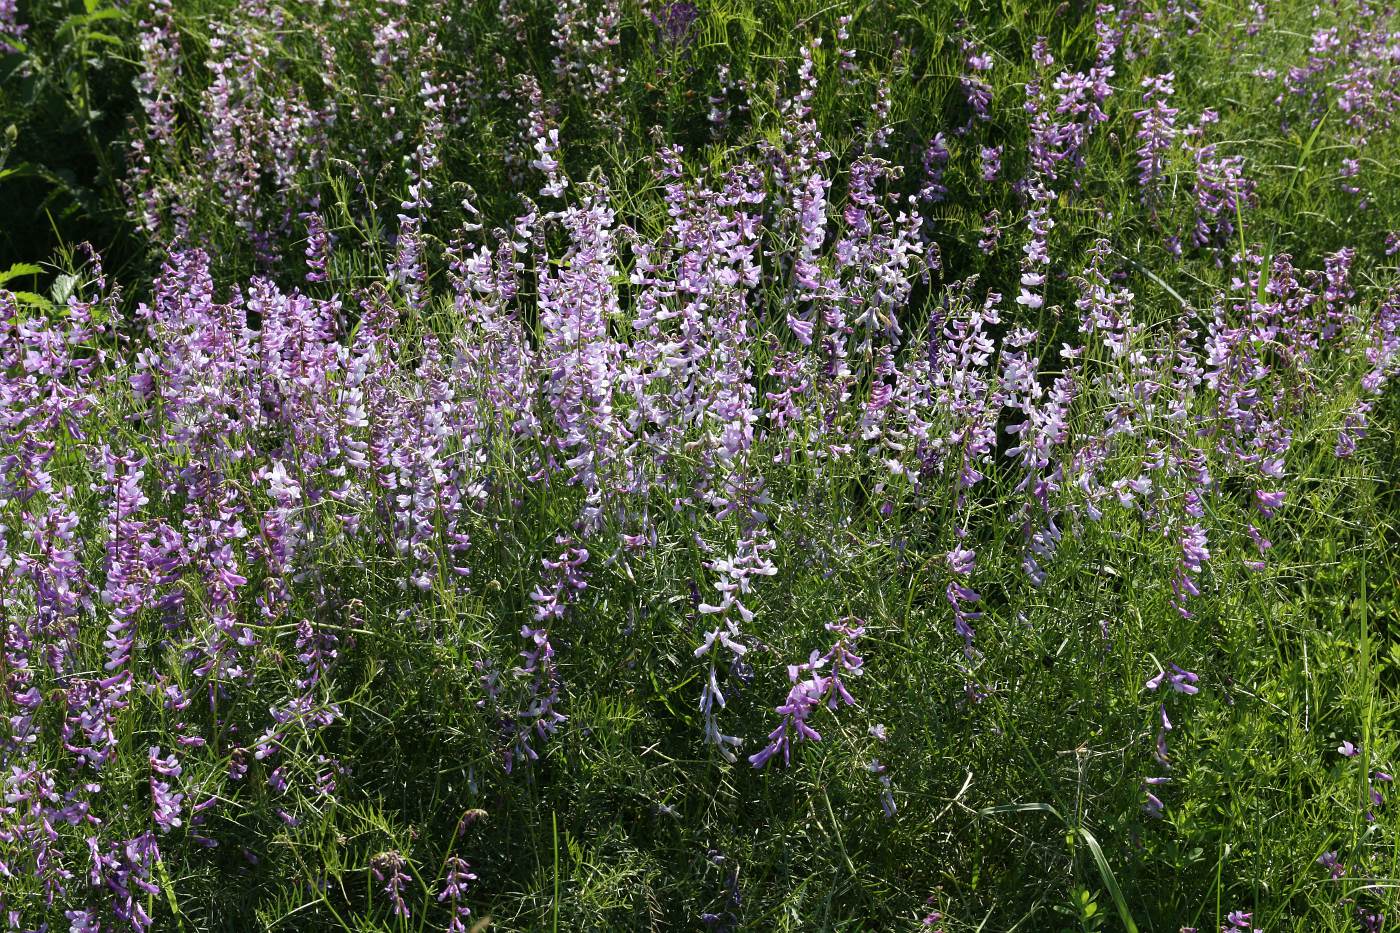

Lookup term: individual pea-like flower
[1317,850,1346,879]
[868,758,897,817]
[1142,776,1168,817]
[1145,664,1200,695]
[1224,909,1261,932]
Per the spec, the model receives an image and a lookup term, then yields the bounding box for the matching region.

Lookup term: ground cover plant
[2,0,1400,929]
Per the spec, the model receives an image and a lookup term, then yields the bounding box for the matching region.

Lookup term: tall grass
[1,0,1398,930]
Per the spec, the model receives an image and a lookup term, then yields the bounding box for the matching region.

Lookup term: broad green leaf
[0,263,44,286]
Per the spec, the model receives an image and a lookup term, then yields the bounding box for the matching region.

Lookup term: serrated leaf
[50,273,78,304]
[0,263,43,286]
[10,291,54,311]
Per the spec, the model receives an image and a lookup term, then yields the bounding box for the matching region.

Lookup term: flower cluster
[2,0,1399,926]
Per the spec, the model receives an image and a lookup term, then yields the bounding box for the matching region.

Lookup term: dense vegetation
[2,0,1399,929]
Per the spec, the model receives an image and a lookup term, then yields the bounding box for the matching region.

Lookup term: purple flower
[371,852,413,919]
[1135,73,1179,203]
[1254,489,1285,517]
[438,856,478,932]
[1225,910,1260,931]
[1146,665,1200,695]
[749,620,864,769]
[979,146,1002,182]
[1172,525,1210,617]
[1,0,28,53]
[919,133,949,203]
[652,1,698,45]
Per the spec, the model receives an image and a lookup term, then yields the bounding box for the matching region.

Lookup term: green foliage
[1,0,1399,930]
[0,0,137,269]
